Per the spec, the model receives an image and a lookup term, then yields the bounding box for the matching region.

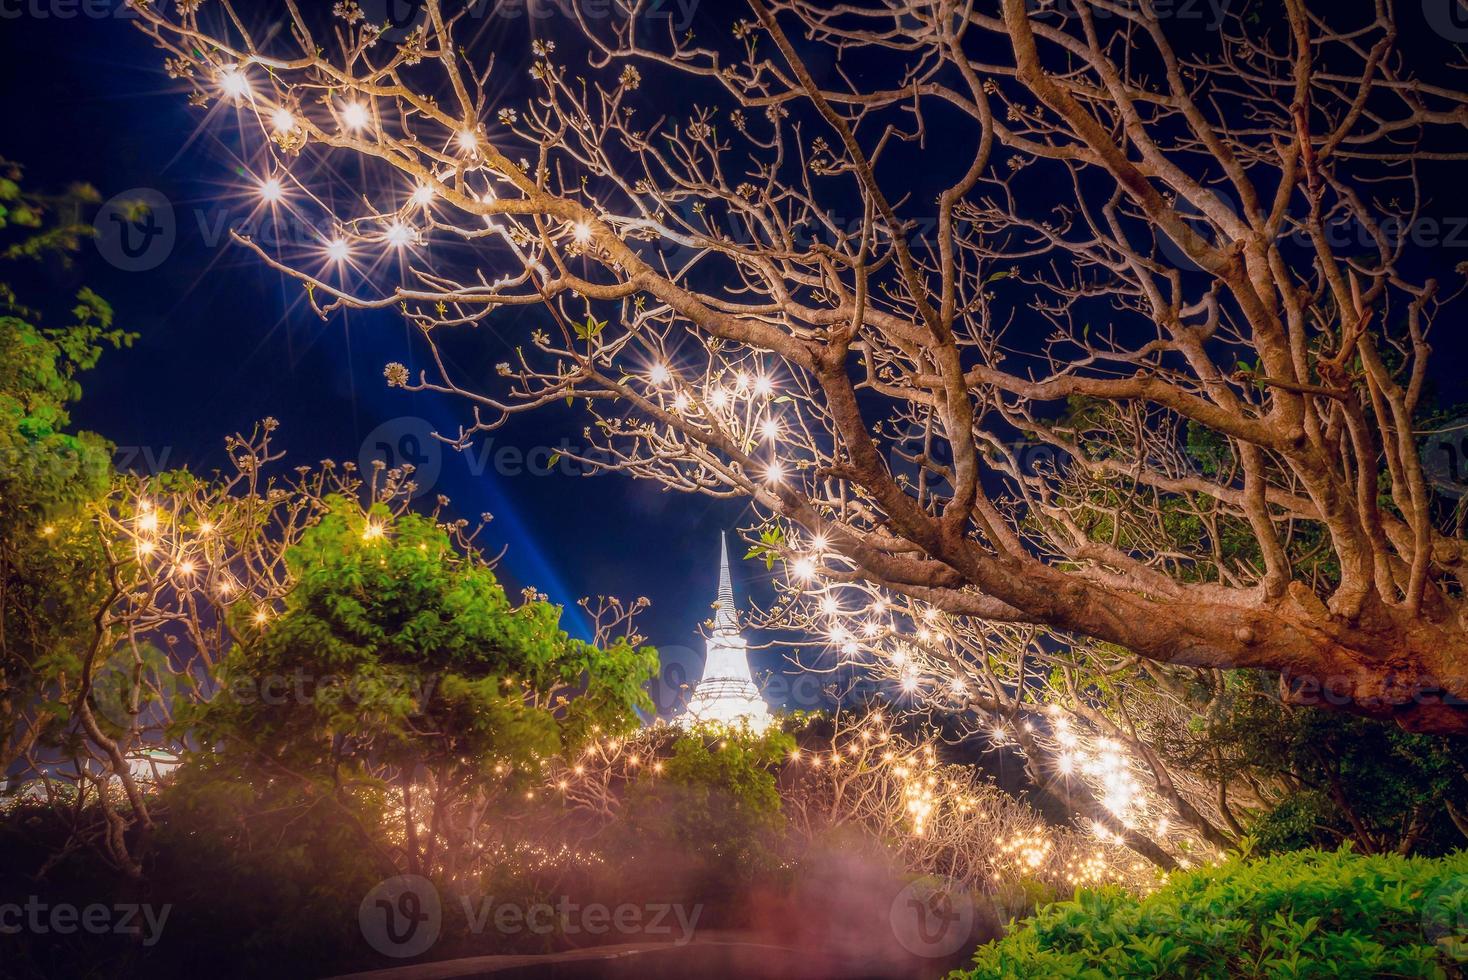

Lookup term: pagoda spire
[681,532,772,731]
[714,532,739,633]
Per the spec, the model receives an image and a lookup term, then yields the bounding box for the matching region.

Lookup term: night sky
[3,2,1468,722]
[0,4,782,704]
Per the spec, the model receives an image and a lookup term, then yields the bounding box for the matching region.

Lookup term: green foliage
[0,159,131,766]
[1180,672,1468,857]
[961,849,1468,978]
[0,159,129,528]
[189,498,658,782]
[145,757,394,976]
[0,159,99,265]
[622,725,795,884]
[745,523,787,570]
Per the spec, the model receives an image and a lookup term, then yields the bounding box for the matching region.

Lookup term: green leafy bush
[961,848,1468,978]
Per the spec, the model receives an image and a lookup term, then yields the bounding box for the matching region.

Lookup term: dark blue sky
[3,2,1467,721]
[0,6,771,691]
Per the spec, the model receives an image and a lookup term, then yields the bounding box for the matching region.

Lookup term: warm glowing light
[648,363,671,385]
[326,239,350,262]
[901,674,920,693]
[138,512,159,534]
[219,67,251,100]
[820,596,839,616]
[198,521,215,535]
[177,561,197,576]
[752,375,773,397]
[270,107,297,134]
[759,418,780,442]
[456,129,478,153]
[766,461,786,484]
[253,610,269,625]
[709,388,729,409]
[410,184,435,207]
[385,221,413,248]
[363,522,386,541]
[673,392,691,412]
[341,101,370,131]
[258,177,284,203]
[571,220,592,244]
[792,556,816,580]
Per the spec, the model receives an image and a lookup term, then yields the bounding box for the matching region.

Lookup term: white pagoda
[681,534,774,731]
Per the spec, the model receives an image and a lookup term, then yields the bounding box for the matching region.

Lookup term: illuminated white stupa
[681,534,774,731]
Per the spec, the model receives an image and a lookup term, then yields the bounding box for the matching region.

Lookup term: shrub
[960,848,1468,978]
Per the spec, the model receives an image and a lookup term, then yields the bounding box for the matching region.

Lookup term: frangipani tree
[549,711,1159,895]
[13,422,658,881]
[131,1,1468,732]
